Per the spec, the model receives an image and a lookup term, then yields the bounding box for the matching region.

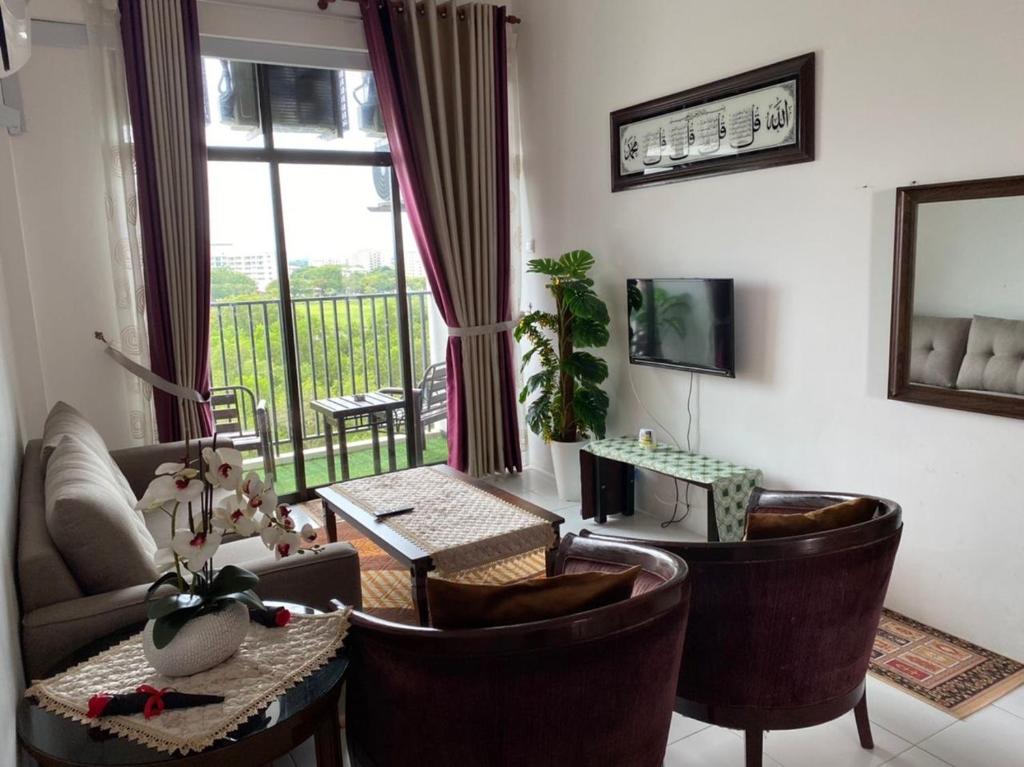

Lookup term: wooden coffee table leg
[323,499,338,543]
[411,563,430,626]
[313,703,342,766]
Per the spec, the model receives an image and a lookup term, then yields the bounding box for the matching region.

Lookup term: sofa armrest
[110,437,230,498]
[245,542,362,613]
[21,583,154,680]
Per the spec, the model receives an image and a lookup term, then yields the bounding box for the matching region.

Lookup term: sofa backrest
[17,439,84,613]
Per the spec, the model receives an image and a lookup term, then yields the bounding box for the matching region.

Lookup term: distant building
[212,243,276,290]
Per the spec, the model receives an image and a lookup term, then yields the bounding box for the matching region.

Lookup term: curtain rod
[317,0,522,24]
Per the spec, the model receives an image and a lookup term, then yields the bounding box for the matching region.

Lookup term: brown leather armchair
[344,534,692,767]
[583,489,902,767]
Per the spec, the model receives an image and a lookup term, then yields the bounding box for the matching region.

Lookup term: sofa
[912,314,1024,395]
[16,403,362,680]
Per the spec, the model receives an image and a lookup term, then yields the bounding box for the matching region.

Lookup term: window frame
[206,58,419,501]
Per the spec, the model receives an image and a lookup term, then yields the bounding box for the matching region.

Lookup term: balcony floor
[273,433,449,491]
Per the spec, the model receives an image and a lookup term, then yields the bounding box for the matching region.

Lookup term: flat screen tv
[627,278,735,377]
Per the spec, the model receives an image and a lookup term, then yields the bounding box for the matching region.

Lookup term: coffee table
[18,602,347,767]
[317,466,564,626]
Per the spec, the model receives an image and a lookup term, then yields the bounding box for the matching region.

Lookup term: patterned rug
[302,503,1024,716]
[869,609,1024,718]
[302,501,546,625]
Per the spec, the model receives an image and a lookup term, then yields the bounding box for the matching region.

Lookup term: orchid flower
[258,511,282,548]
[299,523,317,545]
[202,447,243,491]
[136,465,203,510]
[274,531,301,560]
[213,493,258,536]
[241,472,277,515]
[170,529,223,572]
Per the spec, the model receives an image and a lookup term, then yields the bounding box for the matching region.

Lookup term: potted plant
[135,442,316,677]
[515,249,610,501]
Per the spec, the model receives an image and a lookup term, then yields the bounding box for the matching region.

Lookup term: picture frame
[610,53,815,192]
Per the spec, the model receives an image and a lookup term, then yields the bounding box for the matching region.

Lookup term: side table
[18,602,347,767]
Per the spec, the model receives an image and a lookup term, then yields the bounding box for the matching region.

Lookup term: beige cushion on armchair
[44,435,159,594]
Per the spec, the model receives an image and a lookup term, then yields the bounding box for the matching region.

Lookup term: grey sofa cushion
[956,315,1024,395]
[44,435,159,594]
[910,316,971,388]
[41,401,138,511]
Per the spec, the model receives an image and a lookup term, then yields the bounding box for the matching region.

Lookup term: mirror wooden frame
[888,174,1024,420]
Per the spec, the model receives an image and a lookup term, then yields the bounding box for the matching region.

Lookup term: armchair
[344,533,691,767]
[17,437,360,680]
[582,489,902,767]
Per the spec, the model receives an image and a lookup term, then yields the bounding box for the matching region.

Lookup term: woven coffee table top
[328,466,556,574]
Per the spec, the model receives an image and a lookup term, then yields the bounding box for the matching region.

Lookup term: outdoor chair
[210,385,275,479]
[378,361,447,462]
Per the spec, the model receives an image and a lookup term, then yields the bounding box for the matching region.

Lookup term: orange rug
[304,503,545,625]
[869,609,1024,718]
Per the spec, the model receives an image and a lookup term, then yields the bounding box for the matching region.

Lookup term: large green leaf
[562,283,609,323]
[152,606,201,649]
[147,593,203,621]
[574,386,610,439]
[562,351,609,384]
[558,250,595,279]
[525,395,552,440]
[526,258,565,277]
[572,318,610,349]
[627,282,644,312]
[209,565,259,599]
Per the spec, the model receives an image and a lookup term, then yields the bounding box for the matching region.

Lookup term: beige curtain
[85,0,157,445]
[363,0,522,476]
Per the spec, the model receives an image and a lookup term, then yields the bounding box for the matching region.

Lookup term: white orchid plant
[138,439,318,649]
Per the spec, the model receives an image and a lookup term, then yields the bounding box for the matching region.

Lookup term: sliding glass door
[203,57,448,500]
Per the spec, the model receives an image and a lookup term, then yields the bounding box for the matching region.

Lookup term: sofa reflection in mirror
[889,175,1024,418]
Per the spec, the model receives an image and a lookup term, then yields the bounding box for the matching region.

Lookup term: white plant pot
[550,439,588,502]
[143,601,250,678]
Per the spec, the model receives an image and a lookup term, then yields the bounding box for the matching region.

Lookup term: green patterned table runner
[584,436,763,541]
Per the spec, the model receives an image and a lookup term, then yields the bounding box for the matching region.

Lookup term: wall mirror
[889,175,1024,419]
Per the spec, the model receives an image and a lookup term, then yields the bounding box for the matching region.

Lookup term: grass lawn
[274,433,449,491]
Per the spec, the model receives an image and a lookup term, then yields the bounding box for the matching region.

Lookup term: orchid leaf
[209,565,259,599]
[148,593,203,620]
[152,605,201,649]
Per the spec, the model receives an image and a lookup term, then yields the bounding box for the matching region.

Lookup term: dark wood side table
[310,393,408,482]
[318,465,564,626]
[18,602,348,767]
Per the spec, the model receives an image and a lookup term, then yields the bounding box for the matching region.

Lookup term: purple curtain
[361,0,522,476]
[120,0,212,441]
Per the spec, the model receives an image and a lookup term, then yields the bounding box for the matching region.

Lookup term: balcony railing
[210,290,435,457]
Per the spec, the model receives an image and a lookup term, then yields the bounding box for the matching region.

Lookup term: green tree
[211,268,257,301]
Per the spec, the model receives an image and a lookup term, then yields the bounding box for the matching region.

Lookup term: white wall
[915,196,1024,320]
[0,134,27,767]
[515,0,1024,657]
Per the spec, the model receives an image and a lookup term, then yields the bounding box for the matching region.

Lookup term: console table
[580,437,763,542]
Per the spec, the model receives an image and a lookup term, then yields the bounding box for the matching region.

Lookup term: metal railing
[209,290,434,456]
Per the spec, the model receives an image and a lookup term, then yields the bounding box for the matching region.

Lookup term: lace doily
[25,611,349,755]
[330,466,555,574]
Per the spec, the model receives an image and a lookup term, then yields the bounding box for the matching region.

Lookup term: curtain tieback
[447,318,517,338]
[94,332,209,403]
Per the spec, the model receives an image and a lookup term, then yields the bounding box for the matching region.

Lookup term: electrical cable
[627,368,695,526]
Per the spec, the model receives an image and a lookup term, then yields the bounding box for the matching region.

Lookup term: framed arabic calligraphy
[611,53,815,192]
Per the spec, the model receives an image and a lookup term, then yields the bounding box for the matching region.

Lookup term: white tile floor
[285,469,1024,766]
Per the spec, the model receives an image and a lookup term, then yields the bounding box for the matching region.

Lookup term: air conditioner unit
[0,0,31,79]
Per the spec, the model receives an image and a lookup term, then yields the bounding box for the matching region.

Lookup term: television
[627,278,735,377]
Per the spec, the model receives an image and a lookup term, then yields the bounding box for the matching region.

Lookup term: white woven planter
[143,602,249,678]
[550,439,587,502]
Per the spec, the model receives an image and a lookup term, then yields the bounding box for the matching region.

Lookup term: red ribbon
[136,685,172,719]
[87,694,112,718]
